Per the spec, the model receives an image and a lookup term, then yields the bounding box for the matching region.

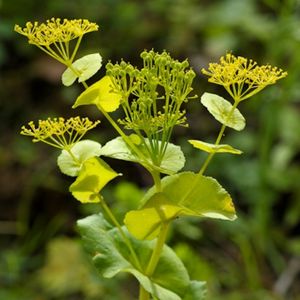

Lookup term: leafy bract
[188,139,242,155]
[201,92,245,131]
[125,172,236,240]
[69,157,119,203]
[73,76,122,112]
[62,53,102,86]
[100,136,185,174]
[77,213,207,300]
[57,140,102,176]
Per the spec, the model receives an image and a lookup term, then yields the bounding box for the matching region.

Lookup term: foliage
[1,0,300,299]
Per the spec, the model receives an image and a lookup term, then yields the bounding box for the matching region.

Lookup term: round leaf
[72,76,122,112]
[201,92,245,131]
[57,140,102,177]
[124,193,182,240]
[188,139,242,154]
[77,213,207,300]
[62,53,102,86]
[69,157,119,203]
[100,136,185,174]
[126,172,236,241]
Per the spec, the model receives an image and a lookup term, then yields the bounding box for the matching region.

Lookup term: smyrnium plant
[15,18,287,300]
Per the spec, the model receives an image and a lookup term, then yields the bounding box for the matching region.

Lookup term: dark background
[1,0,300,299]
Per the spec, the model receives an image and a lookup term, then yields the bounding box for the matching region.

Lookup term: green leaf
[188,139,242,155]
[201,92,245,131]
[77,213,207,300]
[100,136,185,174]
[57,140,102,176]
[69,157,119,203]
[62,53,102,86]
[73,76,122,112]
[183,281,207,300]
[124,193,182,240]
[126,172,236,240]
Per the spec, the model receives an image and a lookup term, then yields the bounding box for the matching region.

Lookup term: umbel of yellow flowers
[21,117,100,149]
[201,53,288,102]
[14,18,99,64]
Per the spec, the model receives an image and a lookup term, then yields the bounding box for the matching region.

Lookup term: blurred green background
[1,0,300,299]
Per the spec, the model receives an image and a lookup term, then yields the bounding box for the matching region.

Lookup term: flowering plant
[16,18,287,300]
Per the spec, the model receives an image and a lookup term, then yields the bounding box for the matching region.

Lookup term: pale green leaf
[77,213,206,300]
[72,76,121,112]
[129,172,236,240]
[57,140,102,176]
[201,92,245,131]
[124,193,182,240]
[69,157,119,203]
[100,136,185,174]
[188,139,242,155]
[62,53,102,86]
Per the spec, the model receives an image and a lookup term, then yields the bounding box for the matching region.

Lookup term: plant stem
[101,199,142,271]
[139,285,150,300]
[138,171,165,300]
[146,222,169,276]
[198,100,239,175]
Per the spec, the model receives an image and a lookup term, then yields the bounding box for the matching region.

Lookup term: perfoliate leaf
[100,136,185,174]
[77,213,207,300]
[57,140,102,176]
[201,92,246,131]
[188,139,242,155]
[72,76,122,112]
[62,53,102,86]
[130,172,236,240]
[69,157,119,203]
[124,193,182,240]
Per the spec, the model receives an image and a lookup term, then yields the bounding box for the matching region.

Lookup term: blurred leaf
[38,237,103,298]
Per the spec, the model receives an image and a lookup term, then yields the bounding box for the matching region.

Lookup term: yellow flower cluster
[14,18,99,64]
[21,117,100,149]
[202,53,287,102]
[15,18,98,46]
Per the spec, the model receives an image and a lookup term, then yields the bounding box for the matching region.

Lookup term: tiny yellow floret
[201,53,287,102]
[21,117,100,149]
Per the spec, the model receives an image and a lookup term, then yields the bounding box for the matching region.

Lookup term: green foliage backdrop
[1,0,300,299]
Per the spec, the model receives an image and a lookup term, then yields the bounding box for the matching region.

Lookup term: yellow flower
[21,117,100,149]
[202,53,287,102]
[15,18,99,63]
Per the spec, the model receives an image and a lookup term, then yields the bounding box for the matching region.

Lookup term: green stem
[139,285,150,300]
[151,170,162,192]
[145,222,169,276]
[100,199,142,271]
[96,104,150,165]
[138,171,166,300]
[198,100,239,175]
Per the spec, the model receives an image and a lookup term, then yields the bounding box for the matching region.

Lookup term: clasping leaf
[125,172,236,240]
[188,139,242,155]
[62,53,102,86]
[201,92,245,131]
[73,76,122,112]
[69,157,120,203]
[57,140,102,176]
